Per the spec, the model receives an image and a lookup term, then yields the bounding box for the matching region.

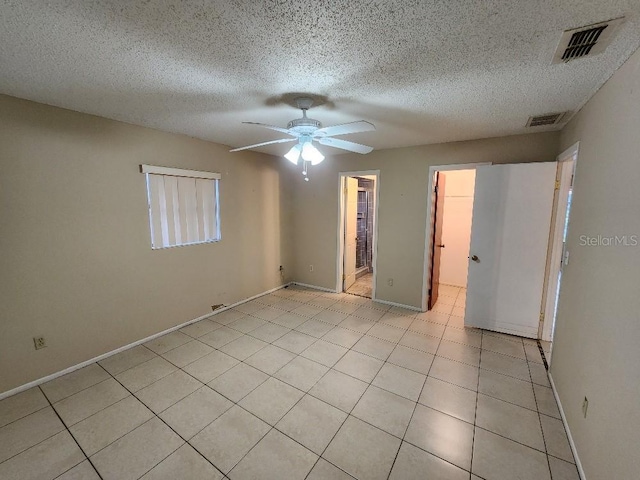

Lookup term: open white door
[465,162,556,338]
[343,177,359,290]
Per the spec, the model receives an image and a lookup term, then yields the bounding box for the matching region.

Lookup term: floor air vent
[526,113,566,127]
[552,17,624,64]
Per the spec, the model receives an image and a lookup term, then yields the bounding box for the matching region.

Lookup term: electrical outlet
[388,278,394,286]
[33,336,46,350]
[309,265,314,272]
[582,397,589,418]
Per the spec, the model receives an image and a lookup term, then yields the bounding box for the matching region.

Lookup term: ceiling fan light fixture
[301,142,325,165]
[284,144,301,164]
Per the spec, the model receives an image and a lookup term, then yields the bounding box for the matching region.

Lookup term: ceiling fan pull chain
[302,160,310,181]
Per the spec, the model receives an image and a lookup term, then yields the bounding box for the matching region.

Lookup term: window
[141,165,220,249]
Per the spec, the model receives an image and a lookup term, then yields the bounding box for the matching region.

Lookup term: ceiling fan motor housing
[287,116,322,135]
[287,96,323,135]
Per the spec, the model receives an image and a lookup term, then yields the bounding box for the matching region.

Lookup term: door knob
[471,255,479,263]
[436,244,445,248]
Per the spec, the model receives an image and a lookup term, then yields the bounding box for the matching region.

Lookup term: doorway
[423,164,485,314]
[423,156,577,344]
[337,171,379,299]
[428,169,477,313]
[539,143,578,360]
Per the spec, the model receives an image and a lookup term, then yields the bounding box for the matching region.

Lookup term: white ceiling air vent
[526,113,567,127]
[552,17,625,64]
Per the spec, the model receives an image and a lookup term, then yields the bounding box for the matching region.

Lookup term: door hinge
[342,274,346,281]
[344,187,348,194]
[539,312,545,323]
[555,180,561,190]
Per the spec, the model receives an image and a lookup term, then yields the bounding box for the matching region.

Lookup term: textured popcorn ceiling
[1,1,639,154]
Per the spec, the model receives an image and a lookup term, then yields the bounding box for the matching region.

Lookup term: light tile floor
[346,273,373,298]
[0,284,578,480]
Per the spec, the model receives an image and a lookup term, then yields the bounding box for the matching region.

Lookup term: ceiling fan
[230,97,376,180]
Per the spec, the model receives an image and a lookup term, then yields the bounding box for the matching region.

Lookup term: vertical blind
[141,165,220,249]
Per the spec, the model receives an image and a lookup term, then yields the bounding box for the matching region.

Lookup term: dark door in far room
[429,172,446,309]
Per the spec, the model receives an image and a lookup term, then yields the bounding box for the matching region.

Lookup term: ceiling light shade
[284,144,301,164]
[301,142,325,165]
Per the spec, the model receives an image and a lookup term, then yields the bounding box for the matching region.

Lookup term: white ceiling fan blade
[242,122,298,136]
[314,120,375,137]
[318,137,374,154]
[230,138,296,152]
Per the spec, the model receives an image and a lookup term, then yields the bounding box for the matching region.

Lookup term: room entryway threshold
[345,273,372,298]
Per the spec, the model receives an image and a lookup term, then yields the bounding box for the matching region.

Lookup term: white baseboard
[373,297,423,312]
[292,282,338,293]
[0,283,289,400]
[548,371,586,480]
[291,282,423,313]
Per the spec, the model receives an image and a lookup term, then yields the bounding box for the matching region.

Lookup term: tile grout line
[160,295,355,476]
[472,335,567,453]
[300,374,362,479]
[162,341,296,441]
[378,287,479,474]
[52,302,382,456]
[226,388,317,477]
[313,327,398,479]
[41,371,126,412]
[462,346,571,451]
[291,340,360,479]
[225,318,360,475]
[271,292,518,473]
[0,413,77,471]
[2,287,313,477]
[469,331,485,478]
[529,350,556,480]
[63,368,184,471]
[300,287,489,475]
[94,362,226,479]
[384,310,449,480]
[50,348,259,477]
[0,403,50,431]
[463,286,482,480]
[209,302,364,477]
[6,285,567,480]
[250,295,424,478]
[393,291,564,475]
[38,384,105,480]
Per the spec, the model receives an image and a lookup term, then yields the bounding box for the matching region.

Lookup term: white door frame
[336,170,380,298]
[540,142,579,343]
[422,163,490,312]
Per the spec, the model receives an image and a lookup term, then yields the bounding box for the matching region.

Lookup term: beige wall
[552,48,640,479]
[439,169,476,288]
[287,132,560,308]
[0,95,294,394]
